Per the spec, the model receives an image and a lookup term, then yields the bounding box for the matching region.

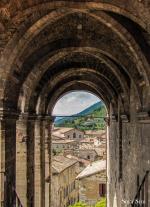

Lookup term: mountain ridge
[54,101,106,130]
[54,101,103,123]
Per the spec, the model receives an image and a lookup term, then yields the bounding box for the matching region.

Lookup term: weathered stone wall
[65,129,84,140]
[16,116,27,206]
[51,162,79,207]
[107,83,150,207]
[0,1,150,206]
[78,170,106,205]
[16,115,52,207]
[0,117,17,206]
[78,149,98,161]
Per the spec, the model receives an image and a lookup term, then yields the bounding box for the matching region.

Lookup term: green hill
[54,102,106,130]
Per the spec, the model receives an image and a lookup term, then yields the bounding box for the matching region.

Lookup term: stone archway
[0,1,150,207]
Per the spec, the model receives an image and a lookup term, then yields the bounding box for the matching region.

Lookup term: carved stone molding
[0,109,19,120]
[120,114,130,123]
[18,113,54,122]
[111,114,118,122]
[137,111,150,123]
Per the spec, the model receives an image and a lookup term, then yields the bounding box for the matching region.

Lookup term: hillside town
[51,127,106,207]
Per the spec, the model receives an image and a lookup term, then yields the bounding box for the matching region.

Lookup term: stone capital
[137,111,150,123]
[111,114,118,122]
[0,109,19,120]
[104,116,110,126]
[120,114,130,123]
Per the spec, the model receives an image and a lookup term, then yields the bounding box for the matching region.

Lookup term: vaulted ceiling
[0,1,150,115]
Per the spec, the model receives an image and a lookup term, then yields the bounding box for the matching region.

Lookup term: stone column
[45,119,49,207]
[0,117,5,207]
[108,114,118,207]
[104,117,110,207]
[0,110,18,207]
[34,116,42,207]
[0,110,54,207]
[22,114,46,207]
[34,115,53,207]
[16,114,28,206]
[27,115,35,207]
[40,117,46,207]
[44,117,53,207]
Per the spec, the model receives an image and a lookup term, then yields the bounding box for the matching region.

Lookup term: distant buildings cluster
[51,127,106,207]
[51,156,79,207]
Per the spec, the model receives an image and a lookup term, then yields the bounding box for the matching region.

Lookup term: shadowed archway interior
[0,1,150,207]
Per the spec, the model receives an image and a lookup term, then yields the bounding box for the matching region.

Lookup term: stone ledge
[0,109,19,120]
[137,111,150,123]
[109,114,130,122]
[120,114,130,123]
[111,114,118,122]
[19,113,54,122]
[0,110,54,122]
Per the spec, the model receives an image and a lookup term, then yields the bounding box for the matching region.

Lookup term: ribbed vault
[0,1,150,206]
[0,8,149,114]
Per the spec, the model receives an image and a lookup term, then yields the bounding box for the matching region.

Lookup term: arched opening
[51,91,107,207]
[0,2,149,207]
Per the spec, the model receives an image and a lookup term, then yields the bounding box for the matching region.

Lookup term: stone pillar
[45,119,49,207]
[20,114,53,207]
[33,115,53,207]
[0,118,5,207]
[34,116,42,207]
[108,114,118,207]
[104,117,110,207]
[16,114,28,206]
[0,110,18,207]
[27,116,35,207]
[40,118,46,207]
[44,117,53,207]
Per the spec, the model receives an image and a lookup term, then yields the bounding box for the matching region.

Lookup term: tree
[69,202,89,207]
[69,198,106,207]
[95,198,106,207]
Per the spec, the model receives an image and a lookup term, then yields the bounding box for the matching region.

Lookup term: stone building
[66,154,90,172]
[79,136,106,147]
[52,139,77,154]
[76,160,106,206]
[52,127,83,154]
[52,127,84,140]
[51,156,79,207]
[77,146,105,161]
[85,130,106,138]
[79,138,95,147]
[0,1,150,207]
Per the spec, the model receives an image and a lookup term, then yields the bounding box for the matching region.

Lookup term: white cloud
[52,91,100,116]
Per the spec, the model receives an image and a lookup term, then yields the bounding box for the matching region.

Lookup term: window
[87,155,90,160]
[99,184,106,197]
[73,132,76,138]
[79,135,81,138]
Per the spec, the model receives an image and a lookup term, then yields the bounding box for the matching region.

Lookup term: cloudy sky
[52,91,100,116]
